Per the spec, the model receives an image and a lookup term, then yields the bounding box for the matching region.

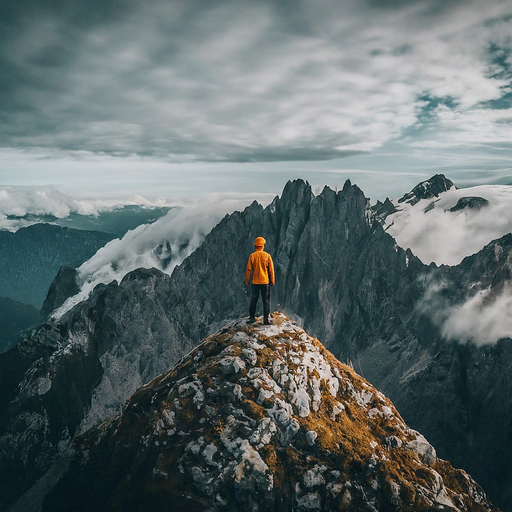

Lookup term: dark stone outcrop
[449,196,490,212]
[398,174,454,206]
[372,197,398,221]
[40,266,80,320]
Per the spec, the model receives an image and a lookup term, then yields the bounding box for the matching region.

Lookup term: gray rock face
[40,266,80,320]
[2,177,512,510]
[388,232,512,507]
[397,174,454,206]
[372,196,397,221]
[0,268,196,511]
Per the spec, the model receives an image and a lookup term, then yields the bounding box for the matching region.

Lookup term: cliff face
[43,314,498,512]
[387,233,512,507]
[3,178,512,510]
[0,268,196,510]
[168,179,422,353]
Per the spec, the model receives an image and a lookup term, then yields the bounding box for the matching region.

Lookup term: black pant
[249,284,270,320]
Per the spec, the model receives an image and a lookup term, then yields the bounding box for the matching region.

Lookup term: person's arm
[268,255,275,286]
[245,255,253,286]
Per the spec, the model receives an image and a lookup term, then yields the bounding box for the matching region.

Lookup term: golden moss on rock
[43,313,500,512]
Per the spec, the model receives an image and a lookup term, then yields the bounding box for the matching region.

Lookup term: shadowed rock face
[0,268,196,511]
[40,266,80,320]
[3,178,512,510]
[449,196,490,212]
[42,314,499,512]
[0,297,39,353]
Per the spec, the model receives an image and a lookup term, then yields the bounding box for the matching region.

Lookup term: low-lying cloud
[441,287,512,345]
[385,184,512,265]
[0,185,171,231]
[53,197,255,318]
[418,276,512,346]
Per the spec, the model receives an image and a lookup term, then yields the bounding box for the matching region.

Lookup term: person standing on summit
[246,236,275,325]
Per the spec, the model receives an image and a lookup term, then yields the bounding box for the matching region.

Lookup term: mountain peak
[44,313,497,512]
[280,179,313,207]
[398,174,455,206]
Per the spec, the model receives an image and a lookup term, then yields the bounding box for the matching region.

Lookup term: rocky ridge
[42,313,498,512]
[40,266,80,320]
[396,174,455,206]
[448,197,490,212]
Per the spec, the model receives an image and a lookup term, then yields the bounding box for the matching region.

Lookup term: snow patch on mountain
[385,184,512,266]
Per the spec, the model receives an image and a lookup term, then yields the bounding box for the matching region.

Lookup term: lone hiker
[246,236,275,325]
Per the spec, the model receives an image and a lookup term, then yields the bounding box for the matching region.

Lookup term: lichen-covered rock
[43,314,499,512]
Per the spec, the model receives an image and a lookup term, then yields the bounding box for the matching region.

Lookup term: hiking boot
[263,318,271,325]
[247,317,257,324]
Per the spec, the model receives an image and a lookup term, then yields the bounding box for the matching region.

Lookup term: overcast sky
[0,0,511,202]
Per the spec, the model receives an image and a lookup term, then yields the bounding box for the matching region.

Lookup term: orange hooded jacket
[246,247,275,286]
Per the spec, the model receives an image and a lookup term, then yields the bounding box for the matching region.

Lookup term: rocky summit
[43,314,497,512]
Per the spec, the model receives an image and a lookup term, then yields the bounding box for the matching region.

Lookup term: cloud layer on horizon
[1,0,511,165]
[0,185,173,230]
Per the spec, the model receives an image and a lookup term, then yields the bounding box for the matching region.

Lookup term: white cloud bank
[52,197,255,318]
[385,184,512,266]
[419,277,512,346]
[0,185,170,231]
[441,286,512,345]
[386,183,512,345]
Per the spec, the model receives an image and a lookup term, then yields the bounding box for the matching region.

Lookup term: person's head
[254,236,266,249]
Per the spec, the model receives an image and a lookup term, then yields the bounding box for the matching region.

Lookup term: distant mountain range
[0,206,172,312]
[2,205,172,237]
[0,296,39,353]
[0,224,115,308]
[2,176,512,511]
